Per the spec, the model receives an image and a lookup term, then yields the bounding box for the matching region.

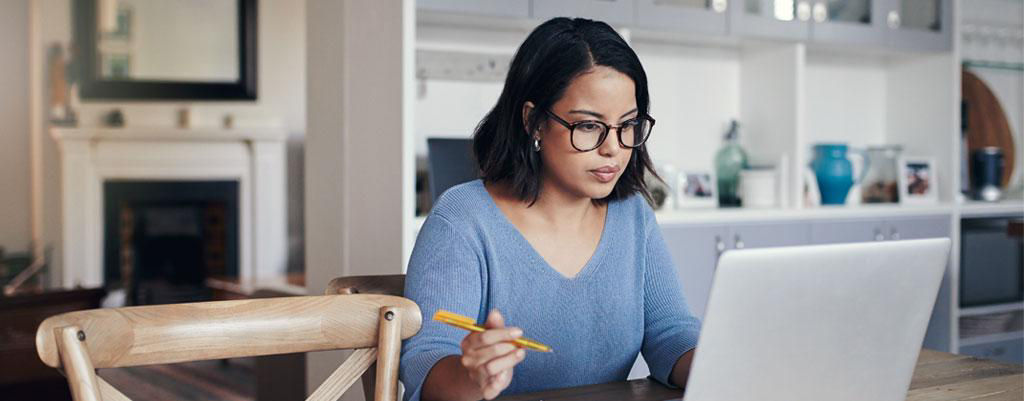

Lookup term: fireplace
[51,127,289,294]
[104,181,239,305]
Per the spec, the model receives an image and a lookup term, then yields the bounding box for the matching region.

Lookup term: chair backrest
[327,274,405,296]
[36,294,421,401]
[326,275,406,401]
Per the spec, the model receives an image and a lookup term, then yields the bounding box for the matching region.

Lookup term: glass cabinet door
[809,0,886,46]
[532,0,635,26]
[637,0,730,35]
[731,0,812,40]
[883,0,951,51]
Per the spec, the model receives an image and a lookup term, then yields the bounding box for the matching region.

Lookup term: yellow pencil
[433,309,553,353]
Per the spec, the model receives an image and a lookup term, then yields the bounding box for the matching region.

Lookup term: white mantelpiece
[51,126,288,293]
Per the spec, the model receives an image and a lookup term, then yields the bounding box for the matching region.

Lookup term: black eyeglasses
[545,110,655,152]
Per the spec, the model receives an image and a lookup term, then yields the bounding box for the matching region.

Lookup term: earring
[533,138,542,152]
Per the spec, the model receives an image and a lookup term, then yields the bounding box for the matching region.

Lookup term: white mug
[739,168,777,208]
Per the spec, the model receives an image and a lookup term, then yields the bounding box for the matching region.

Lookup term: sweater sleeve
[639,204,702,388]
[399,214,485,401]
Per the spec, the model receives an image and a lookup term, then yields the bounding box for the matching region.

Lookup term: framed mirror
[73,0,257,100]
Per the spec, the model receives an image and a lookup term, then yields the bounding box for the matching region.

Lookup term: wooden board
[962,70,1016,188]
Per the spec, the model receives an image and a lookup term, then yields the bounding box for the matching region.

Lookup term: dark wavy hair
[472,17,658,205]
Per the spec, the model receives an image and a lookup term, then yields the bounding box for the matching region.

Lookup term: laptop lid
[426,138,477,203]
[683,238,951,401]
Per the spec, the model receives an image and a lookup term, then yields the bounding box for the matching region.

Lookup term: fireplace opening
[104,181,239,305]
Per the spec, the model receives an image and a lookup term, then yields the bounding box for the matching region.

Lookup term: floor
[98,358,255,401]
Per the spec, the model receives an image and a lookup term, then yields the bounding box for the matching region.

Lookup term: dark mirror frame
[73,0,258,101]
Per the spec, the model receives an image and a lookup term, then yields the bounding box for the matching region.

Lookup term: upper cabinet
[532,0,636,26]
[415,0,950,52]
[417,0,530,18]
[635,0,730,36]
[809,0,886,46]
[731,0,812,40]
[881,0,952,51]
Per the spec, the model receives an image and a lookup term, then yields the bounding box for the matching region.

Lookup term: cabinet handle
[715,235,726,257]
[887,10,901,29]
[874,228,885,241]
[890,228,901,241]
[812,2,827,22]
[797,1,812,21]
[712,0,727,13]
[734,234,745,250]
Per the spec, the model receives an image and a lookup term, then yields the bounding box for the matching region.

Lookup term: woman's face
[529,66,637,201]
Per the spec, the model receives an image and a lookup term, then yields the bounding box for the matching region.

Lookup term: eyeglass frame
[543,110,656,152]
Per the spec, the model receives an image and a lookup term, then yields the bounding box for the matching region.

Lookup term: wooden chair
[326,275,406,401]
[35,293,421,401]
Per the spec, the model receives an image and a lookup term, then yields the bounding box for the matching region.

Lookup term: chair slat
[37,294,421,369]
[56,326,102,401]
[306,347,378,401]
[374,307,403,401]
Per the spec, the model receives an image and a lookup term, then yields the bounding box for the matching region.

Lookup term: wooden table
[495,350,1023,401]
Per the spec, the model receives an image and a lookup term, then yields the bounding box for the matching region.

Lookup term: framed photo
[898,157,939,205]
[676,170,718,208]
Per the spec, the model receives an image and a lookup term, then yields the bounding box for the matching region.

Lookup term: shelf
[962,60,1024,72]
[959,331,1024,347]
[958,200,1024,218]
[960,302,1024,317]
[655,203,954,225]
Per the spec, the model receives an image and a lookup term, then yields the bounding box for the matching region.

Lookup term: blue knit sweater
[399,180,701,401]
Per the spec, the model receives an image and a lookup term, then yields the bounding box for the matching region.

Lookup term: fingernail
[511,328,523,337]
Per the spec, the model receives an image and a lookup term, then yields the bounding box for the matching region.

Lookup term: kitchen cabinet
[729,221,812,249]
[810,218,885,244]
[635,0,730,36]
[662,224,728,319]
[662,221,810,319]
[881,0,952,51]
[532,0,636,26]
[730,0,812,40]
[887,215,951,240]
[417,0,530,18]
[730,0,949,50]
[959,337,1024,365]
[809,0,887,47]
[810,214,950,245]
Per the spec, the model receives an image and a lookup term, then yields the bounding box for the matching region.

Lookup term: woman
[400,17,700,401]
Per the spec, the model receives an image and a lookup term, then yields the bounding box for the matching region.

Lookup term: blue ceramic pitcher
[811,144,869,205]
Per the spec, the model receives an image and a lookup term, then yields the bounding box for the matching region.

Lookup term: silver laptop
[682,238,951,401]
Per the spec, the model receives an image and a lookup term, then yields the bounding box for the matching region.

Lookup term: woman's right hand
[459,309,527,400]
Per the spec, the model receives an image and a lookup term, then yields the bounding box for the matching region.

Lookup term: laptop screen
[427,138,478,203]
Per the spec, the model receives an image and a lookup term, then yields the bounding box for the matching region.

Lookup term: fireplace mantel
[51,126,288,294]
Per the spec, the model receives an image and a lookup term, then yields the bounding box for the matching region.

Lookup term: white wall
[306,0,414,399]
[30,0,306,285]
[0,0,31,253]
[413,23,743,177]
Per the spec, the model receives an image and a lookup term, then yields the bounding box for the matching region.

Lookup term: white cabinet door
[810,218,887,244]
[635,0,730,36]
[661,223,729,319]
[532,0,636,26]
[731,0,812,40]
[879,0,952,51]
[417,0,530,18]
[809,0,887,46]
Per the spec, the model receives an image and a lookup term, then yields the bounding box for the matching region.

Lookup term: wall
[306,1,414,399]
[0,0,31,253]
[414,23,744,181]
[30,0,306,285]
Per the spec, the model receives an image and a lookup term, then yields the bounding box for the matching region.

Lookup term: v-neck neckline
[475,180,612,281]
